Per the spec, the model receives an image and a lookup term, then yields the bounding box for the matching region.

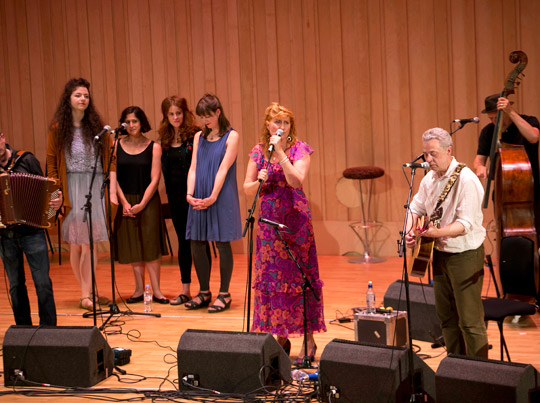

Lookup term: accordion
[0,172,60,229]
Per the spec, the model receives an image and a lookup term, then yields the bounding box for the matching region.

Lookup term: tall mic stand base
[83,303,161,330]
[348,255,386,264]
[293,357,318,370]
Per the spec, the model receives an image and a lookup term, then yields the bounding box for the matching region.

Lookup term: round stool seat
[343,166,384,180]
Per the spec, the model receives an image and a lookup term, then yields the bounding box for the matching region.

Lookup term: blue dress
[186,129,241,242]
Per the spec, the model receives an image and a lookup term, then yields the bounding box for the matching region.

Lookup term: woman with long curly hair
[158,96,210,305]
[46,77,111,311]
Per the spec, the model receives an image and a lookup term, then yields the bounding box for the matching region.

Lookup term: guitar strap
[431,163,466,223]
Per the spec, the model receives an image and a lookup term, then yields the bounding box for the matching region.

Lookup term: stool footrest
[349,221,382,230]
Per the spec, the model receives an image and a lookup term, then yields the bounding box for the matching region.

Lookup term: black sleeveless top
[116,140,153,194]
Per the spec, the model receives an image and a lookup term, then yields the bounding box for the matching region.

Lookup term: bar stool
[343,166,385,264]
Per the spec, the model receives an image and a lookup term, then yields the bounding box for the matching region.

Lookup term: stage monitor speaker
[383,280,442,342]
[177,329,291,394]
[3,325,114,387]
[319,338,436,402]
[436,354,540,403]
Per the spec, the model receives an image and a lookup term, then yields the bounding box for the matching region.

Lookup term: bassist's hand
[475,164,487,179]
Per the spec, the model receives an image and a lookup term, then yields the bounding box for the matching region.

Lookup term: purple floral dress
[250,141,326,338]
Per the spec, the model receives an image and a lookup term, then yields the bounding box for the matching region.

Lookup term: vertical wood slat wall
[0,0,539,255]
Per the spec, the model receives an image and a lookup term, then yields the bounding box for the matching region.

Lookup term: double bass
[483,50,539,299]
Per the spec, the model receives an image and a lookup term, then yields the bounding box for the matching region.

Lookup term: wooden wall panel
[1,0,539,255]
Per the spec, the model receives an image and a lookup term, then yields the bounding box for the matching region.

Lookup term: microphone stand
[83,132,160,327]
[80,138,103,327]
[397,165,425,402]
[265,221,319,369]
[242,144,278,331]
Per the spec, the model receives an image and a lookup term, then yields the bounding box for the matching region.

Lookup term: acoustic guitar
[410,209,442,278]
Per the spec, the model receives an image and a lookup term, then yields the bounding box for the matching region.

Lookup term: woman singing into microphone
[244,103,326,364]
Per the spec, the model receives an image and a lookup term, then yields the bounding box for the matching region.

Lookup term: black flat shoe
[126,295,144,303]
[185,292,212,310]
[153,296,170,304]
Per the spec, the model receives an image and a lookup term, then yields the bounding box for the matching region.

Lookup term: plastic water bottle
[366,281,375,314]
[291,370,318,383]
[291,369,309,382]
[143,284,152,312]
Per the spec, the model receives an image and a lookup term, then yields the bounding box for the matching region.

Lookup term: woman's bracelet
[279,156,289,165]
[187,193,193,197]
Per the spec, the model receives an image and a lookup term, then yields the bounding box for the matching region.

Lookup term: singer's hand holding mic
[268,128,284,153]
[257,168,269,183]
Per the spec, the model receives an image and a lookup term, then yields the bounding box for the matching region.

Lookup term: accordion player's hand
[50,191,63,211]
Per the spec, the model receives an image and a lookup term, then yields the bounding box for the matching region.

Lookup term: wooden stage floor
[0,252,538,401]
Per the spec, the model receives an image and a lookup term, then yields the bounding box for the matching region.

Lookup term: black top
[161,138,194,197]
[477,114,540,197]
[0,144,44,235]
[116,141,154,195]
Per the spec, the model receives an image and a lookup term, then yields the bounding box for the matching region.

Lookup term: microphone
[453,117,479,124]
[94,125,111,142]
[111,122,128,134]
[268,129,284,153]
[402,161,430,169]
[259,217,291,232]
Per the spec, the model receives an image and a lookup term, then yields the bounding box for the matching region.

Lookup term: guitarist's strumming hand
[418,224,439,239]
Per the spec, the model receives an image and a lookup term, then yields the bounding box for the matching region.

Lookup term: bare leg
[146,259,166,299]
[131,262,145,297]
[70,244,97,309]
[69,244,83,287]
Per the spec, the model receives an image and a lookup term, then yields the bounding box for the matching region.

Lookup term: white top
[410,157,486,253]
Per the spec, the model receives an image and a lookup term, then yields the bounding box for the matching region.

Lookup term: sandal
[185,292,212,310]
[79,297,100,311]
[170,294,191,306]
[208,293,231,313]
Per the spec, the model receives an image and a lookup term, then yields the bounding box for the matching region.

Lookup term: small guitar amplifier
[353,309,408,347]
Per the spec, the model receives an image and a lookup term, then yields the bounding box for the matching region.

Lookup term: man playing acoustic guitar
[405,127,488,358]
